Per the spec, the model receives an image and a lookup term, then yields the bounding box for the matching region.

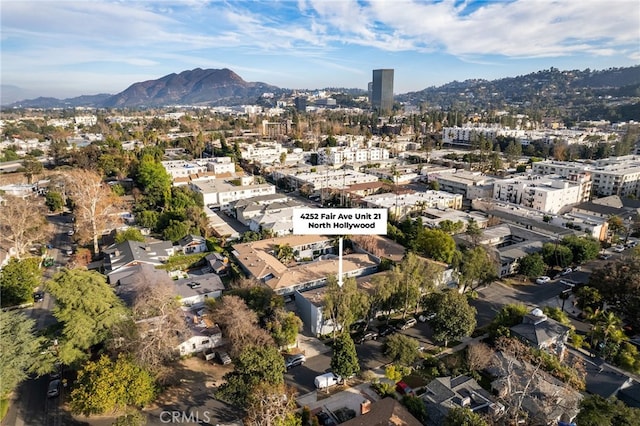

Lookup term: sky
[1,0,639,101]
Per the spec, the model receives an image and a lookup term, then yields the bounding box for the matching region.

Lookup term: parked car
[377,324,397,337]
[599,253,611,260]
[535,276,551,285]
[316,412,337,426]
[33,291,45,303]
[418,312,436,322]
[47,379,61,398]
[355,330,378,344]
[67,230,74,236]
[561,267,572,276]
[215,351,232,365]
[284,353,306,370]
[395,381,415,396]
[399,318,417,330]
[613,245,625,253]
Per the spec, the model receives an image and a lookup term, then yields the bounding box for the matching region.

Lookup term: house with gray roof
[103,239,175,284]
[510,308,571,359]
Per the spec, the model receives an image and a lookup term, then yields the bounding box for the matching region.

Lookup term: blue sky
[1,0,639,100]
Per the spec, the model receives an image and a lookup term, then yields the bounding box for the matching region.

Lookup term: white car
[561,268,572,276]
[536,276,551,285]
[67,230,75,236]
[613,246,625,253]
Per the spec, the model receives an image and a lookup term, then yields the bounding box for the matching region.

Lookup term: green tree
[21,158,43,184]
[70,354,157,416]
[136,155,172,209]
[444,407,488,426]
[45,191,64,212]
[518,253,546,278]
[136,210,159,230]
[162,220,191,242]
[607,216,625,236]
[541,242,573,268]
[0,257,41,307]
[266,308,303,348]
[562,235,600,264]
[330,332,360,379]
[458,246,497,294]
[416,228,458,264]
[589,257,640,330]
[576,286,603,312]
[323,276,369,337]
[393,253,437,318]
[46,269,127,365]
[426,291,477,347]
[0,310,46,397]
[439,219,464,235]
[274,243,295,264]
[218,345,285,406]
[504,141,522,166]
[575,395,640,426]
[403,395,428,423]
[465,218,483,245]
[384,334,420,367]
[114,228,145,244]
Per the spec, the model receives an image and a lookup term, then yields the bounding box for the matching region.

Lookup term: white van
[314,372,341,389]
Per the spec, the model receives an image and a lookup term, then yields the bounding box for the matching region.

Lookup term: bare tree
[0,195,50,259]
[64,169,120,254]
[209,295,274,357]
[111,266,188,378]
[466,342,495,372]
[243,383,299,426]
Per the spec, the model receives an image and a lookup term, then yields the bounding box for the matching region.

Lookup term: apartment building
[239,142,287,164]
[317,146,390,165]
[278,168,379,193]
[493,174,590,214]
[532,156,640,198]
[162,160,208,179]
[434,171,496,200]
[361,191,463,219]
[189,176,276,210]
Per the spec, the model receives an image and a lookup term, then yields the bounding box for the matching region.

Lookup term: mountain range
[3,66,639,116]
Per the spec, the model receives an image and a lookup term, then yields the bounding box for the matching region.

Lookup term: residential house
[510,308,571,359]
[338,397,422,426]
[179,234,207,254]
[177,308,224,356]
[103,239,175,284]
[205,252,230,276]
[422,375,501,426]
[173,273,225,308]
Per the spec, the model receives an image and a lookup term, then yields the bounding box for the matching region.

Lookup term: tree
[384,334,420,367]
[111,266,189,375]
[426,291,477,347]
[465,218,483,246]
[0,257,41,307]
[541,242,573,268]
[46,269,128,365]
[608,215,626,236]
[403,395,428,423]
[466,343,494,372]
[391,253,438,318]
[0,310,45,397]
[576,286,603,312]
[590,311,626,360]
[114,228,145,244]
[217,345,285,406]
[576,395,640,426]
[266,308,303,348]
[589,258,640,330]
[0,195,50,259]
[274,244,295,264]
[517,253,546,278]
[330,332,360,379]
[208,295,274,357]
[136,154,172,209]
[45,191,64,212]
[439,219,464,235]
[458,246,497,294]
[21,158,43,184]
[415,228,458,264]
[323,276,369,337]
[504,141,523,166]
[562,235,600,264]
[65,169,121,254]
[69,354,157,416]
[444,407,488,426]
[244,382,300,426]
[162,219,191,242]
[367,273,396,321]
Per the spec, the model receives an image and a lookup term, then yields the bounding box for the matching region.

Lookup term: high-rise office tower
[371,69,394,114]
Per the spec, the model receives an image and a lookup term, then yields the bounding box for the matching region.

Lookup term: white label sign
[293,208,387,235]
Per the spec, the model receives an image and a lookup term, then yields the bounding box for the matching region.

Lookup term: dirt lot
[151,356,234,407]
